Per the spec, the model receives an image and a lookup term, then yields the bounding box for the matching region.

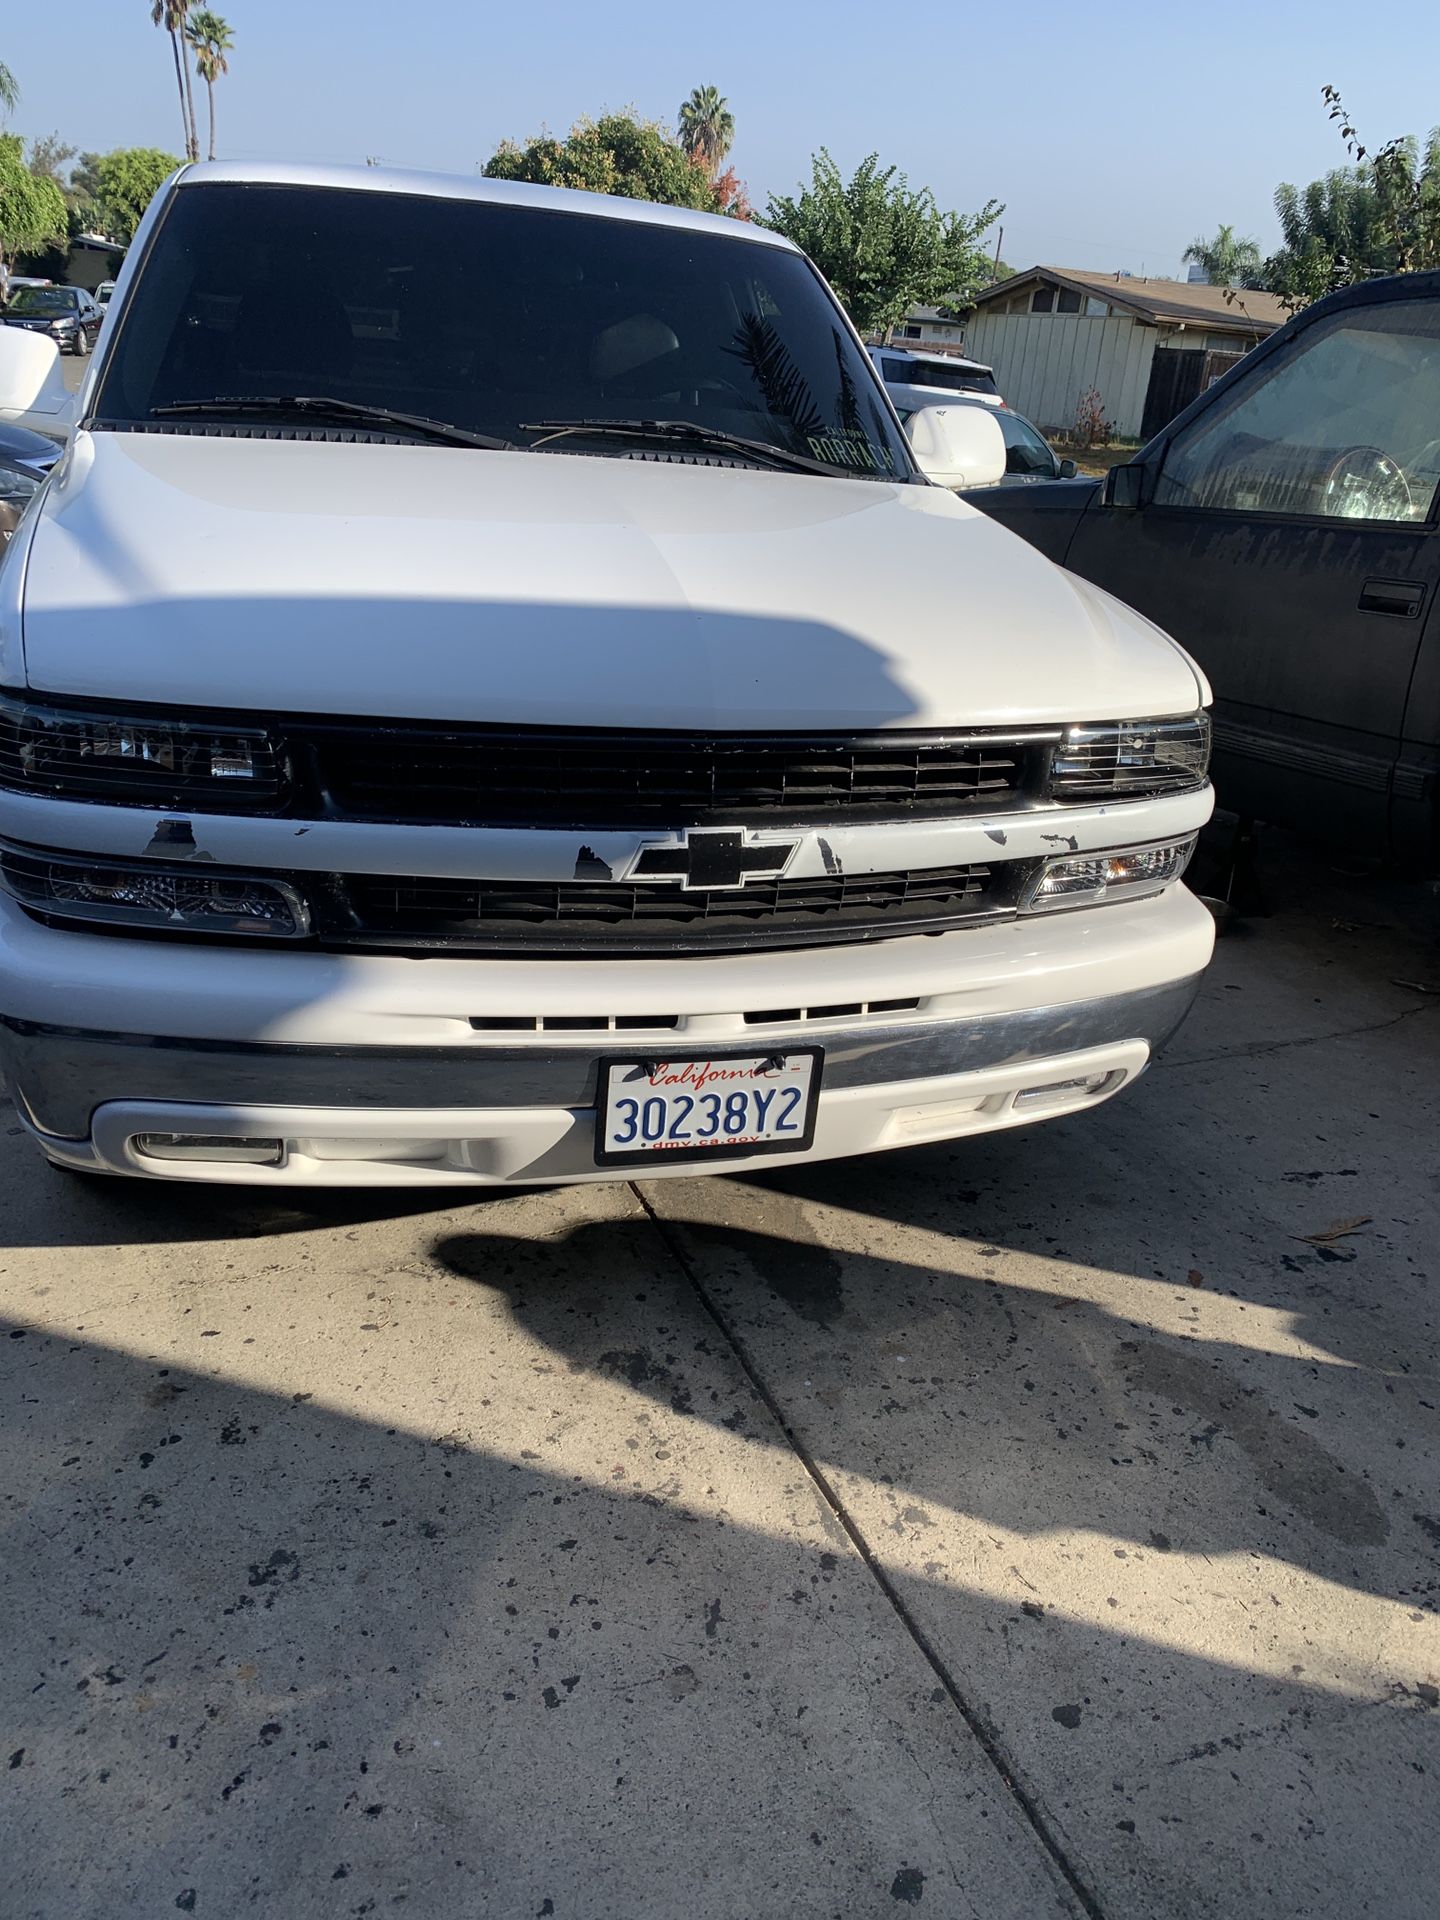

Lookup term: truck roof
[171,159,799,251]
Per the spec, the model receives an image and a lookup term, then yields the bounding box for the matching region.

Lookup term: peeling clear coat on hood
[13,432,1205,730]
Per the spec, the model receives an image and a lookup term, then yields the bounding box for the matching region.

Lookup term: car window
[1154,298,1440,523]
[92,183,914,481]
[8,288,78,315]
[999,414,1058,476]
[899,361,999,398]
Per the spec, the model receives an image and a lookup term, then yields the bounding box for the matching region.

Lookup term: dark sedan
[0,418,61,544]
[1,284,104,356]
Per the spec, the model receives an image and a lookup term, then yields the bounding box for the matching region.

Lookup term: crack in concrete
[630,1182,1104,1920]
[1159,998,1438,1071]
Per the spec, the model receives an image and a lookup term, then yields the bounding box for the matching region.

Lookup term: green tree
[0,132,67,269]
[677,86,734,179]
[0,62,19,120]
[92,146,183,245]
[762,150,1002,334]
[186,10,234,161]
[484,113,723,213]
[1265,87,1440,308]
[1182,223,1264,288]
[152,2,199,163]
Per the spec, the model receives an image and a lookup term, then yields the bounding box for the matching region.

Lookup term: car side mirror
[1103,461,1152,508]
[1058,457,1078,479]
[904,404,1006,489]
[0,330,77,442]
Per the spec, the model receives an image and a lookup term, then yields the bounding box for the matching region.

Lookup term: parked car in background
[868,344,1005,411]
[967,271,1440,865]
[0,418,60,543]
[979,404,1086,487]
[1,285,104,356]
[0,160,1214,1188]
[95,281,117,308]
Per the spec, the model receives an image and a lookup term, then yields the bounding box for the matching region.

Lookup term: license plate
[595,1049,822,1167]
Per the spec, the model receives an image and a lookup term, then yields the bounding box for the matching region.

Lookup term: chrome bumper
[1,976,1202,1144]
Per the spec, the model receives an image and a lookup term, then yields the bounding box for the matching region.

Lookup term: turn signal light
[1020,837,1196,913]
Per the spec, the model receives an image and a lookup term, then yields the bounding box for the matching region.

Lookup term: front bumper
[0,884,1214,1184]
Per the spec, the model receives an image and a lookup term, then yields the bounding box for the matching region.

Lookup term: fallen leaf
[1187,1269,1205,1288]
[1294,1215,1372,1245]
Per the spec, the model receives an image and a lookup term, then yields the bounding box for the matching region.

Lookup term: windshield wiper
[521,417,893,481]
[150,395,514,451]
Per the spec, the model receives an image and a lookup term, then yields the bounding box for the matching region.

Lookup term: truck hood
[14,431,1202,729]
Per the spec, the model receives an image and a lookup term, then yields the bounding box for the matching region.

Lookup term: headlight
[0,691,283,810]
[0,462,42,542]
[0,843,308,938]
[1020,836,1196,912]
[1049,715,1210,799]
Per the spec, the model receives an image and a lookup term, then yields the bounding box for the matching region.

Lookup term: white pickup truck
[0,162,1214,1186]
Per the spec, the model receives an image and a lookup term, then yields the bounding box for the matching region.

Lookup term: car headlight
[1020,835,1197,912]
[0,691,283,810]
[1049,715,1211,799]
[0,842,308,938]
[0,462,42,542]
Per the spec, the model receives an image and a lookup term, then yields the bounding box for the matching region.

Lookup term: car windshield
[8,288,76,315]
[91,182,915,481]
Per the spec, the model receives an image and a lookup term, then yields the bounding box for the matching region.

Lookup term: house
[881,304,968,350]
[962,266,1289,440]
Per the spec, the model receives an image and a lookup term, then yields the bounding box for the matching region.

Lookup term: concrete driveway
[3,833,1437,1919]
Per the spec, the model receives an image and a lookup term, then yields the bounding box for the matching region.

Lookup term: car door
[1057,274,1440,855]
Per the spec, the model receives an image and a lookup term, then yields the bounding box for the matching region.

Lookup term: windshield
[8,288,77,316]
[91,183,914,481]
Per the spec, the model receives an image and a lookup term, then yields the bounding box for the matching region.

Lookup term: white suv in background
[0,161,1213,1187]
[868,344,1005,414]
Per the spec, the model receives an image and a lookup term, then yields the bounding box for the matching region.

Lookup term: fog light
[135,1134,285,1165]
[1021,837,1196,913]
[1015,1070,1117,1108]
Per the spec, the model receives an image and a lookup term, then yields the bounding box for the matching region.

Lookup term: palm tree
[151,2,199,162]
[0,62,19,119]
[677,86,735,179]
[1182,223,1265,289]
[186,10,234,161]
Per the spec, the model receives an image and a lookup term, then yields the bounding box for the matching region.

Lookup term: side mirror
[905,404,1006,489]
[1058,457,1079,479]
[0,330,78,443]
[1103,461,1152,509]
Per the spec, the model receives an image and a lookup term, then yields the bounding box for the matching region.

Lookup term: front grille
[324,862,1013,954]
[299,723,1046,826]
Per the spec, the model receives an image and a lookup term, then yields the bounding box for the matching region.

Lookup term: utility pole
[991,225,1004,279]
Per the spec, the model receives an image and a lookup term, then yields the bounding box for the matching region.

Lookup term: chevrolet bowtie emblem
[631,829,800,891]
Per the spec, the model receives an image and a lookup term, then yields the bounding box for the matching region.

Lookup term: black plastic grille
[327,862,1012,954]
[301,725,1042,826]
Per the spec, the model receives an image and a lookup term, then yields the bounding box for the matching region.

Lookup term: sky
[5,1,1440,278]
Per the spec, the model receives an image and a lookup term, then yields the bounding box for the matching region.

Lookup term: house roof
[972,266,1288,334]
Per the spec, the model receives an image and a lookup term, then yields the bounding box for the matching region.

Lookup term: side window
[1002,418,1058,476]
[1154,299,1440,524]
[1030,289,1055,314]
[1056,289,1081,314]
